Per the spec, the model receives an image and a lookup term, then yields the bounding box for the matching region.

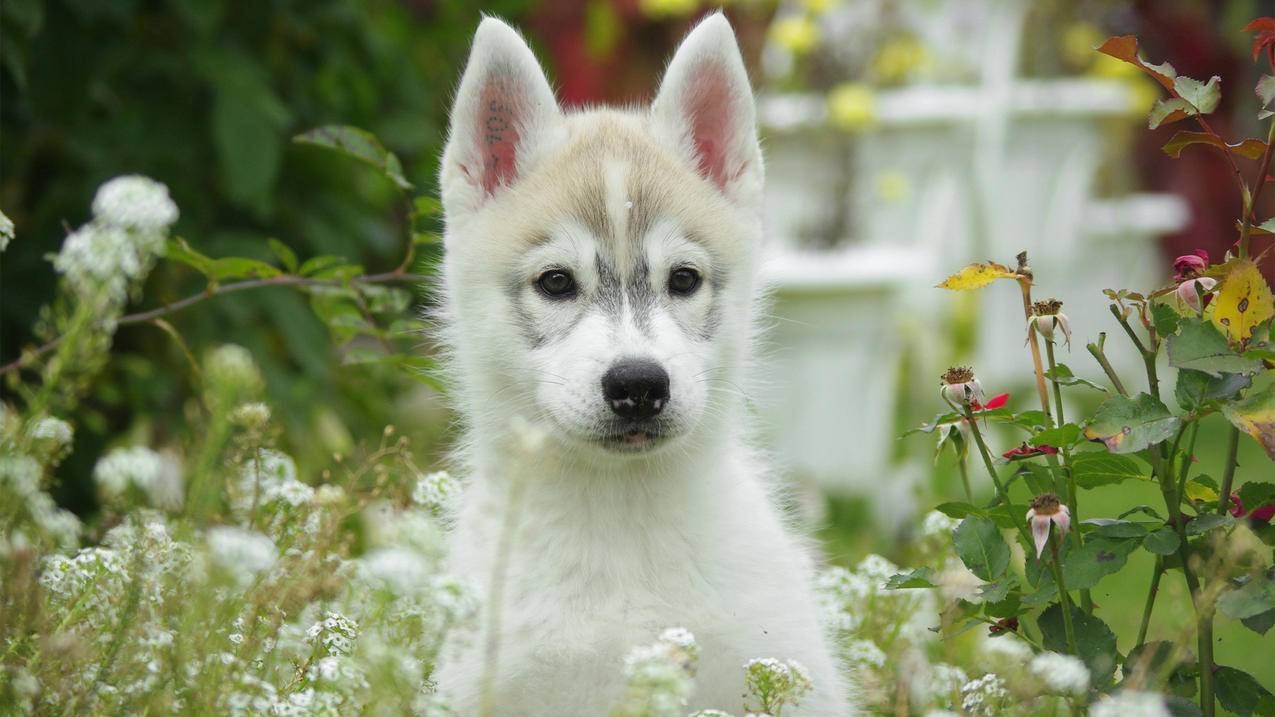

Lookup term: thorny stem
[1110,305,1161,399]
[1216,426,1242,515]
[1086,334,1129,396]
[1235,118,1275,259]
[1044,338,1092,613]
[0,270,430,377]
[1014,256,1053,423]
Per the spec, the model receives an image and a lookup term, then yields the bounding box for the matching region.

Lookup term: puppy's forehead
[510,111,744,262]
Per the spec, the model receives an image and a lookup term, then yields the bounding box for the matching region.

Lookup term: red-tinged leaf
[1162,132,1268,160]
[1097,35,1177,91]
[1244,18,1275,64]
[1149,98,1195,129]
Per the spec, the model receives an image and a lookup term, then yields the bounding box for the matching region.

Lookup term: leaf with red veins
[1097,36,1178,91]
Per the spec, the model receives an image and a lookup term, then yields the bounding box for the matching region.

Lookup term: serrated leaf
[936,262,1017,290]
[953,516,1010,581]
[1213,259,1275,343]
[934,501,982,519]
[1084,394,1180,454]
[1097,36,1177,90]
[1239,482,1275,511]
[1031,423,1082,448]
[1162,131,1267,160]
[1044,363,1108,393]
[1173,75,1221,114]
[1039,603,1120,685]
[1167,318,1262,376]
[1218,573,1275,621]
[885,567,937,589]
[1143,527,1181,555]
[1185,513,1233,535]
[1149,98,1196,129]
[1151,301,1182,336]
[1184,475,1220,503]
[206,257,281,281]
[1215,666,1273,717]
[1061,536,1138,590]
[1223,386,1275,461]
[1258,75,1275,109]
[293,125,414,191]
[1175,368,1252,410]
[1071,451,1149,488]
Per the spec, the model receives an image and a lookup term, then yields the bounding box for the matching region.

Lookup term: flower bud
[1172,249,1209,282]
[1028,299,1071,347]
[1176,276,1217,313]
[940,366,984,407]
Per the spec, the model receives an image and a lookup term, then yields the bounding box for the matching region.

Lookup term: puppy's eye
[537,269,576,298]
[668,267,701,296]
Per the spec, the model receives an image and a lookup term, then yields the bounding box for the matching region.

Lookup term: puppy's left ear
[651,13,762,206]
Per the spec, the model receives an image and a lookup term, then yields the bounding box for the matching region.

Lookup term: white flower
[937,559,983,603]
[358,547,434,595]
[206,526,277,584]
[29,417,74,448]
[54,224,143,301]
[231,402,271,429]
[960,673,1008,716]
[744,658,813,713]
[1028,299,1072,347]
[94,446,164,499]
[1090,689,1171,717]
[921,510,958,537]
[1031,651,1090,695]
[0,208,13,252]
[306,612,359,657]
[1026,493,1071,558]
[411,471,459,516]
[92,175,179,233]
[205,345,264,401]
[980,633,1033,662]
[615,629,700,717]
[235,449,313,516]
[841,639,886,669]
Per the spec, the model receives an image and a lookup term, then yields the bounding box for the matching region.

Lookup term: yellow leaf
[936,262,1017,291]
[1211,260,1275,343]
[1223,386,1275,461]
[1184,478,1219,503]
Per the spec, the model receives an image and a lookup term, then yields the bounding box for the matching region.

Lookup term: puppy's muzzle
[601,359,670,421]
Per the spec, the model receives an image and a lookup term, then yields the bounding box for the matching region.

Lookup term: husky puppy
[435,13,852,716]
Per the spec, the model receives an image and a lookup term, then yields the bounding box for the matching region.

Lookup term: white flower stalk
[29,417,74,450]
[94,446,165,504]
[204,345,264,405]
[1030,651,1090,695]
[0,208,13,252]
[54,224,146,302]
[1026,493,1071,558]
[744,657,813,714]
[411,470,459,516]
[614,628,700,717]
[960,673,1009,716]
[92,175,179,234]
[1028,299,1071,347]
[939,367,983,408]
[1176,276,1217,313]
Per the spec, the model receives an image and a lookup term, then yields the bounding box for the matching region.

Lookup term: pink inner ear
[477,80,522,195]
[683,62,735,190]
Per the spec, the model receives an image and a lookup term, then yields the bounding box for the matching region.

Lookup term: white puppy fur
[434,13,854,716]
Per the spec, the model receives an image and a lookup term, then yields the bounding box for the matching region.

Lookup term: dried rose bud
[1028,299,1072,347]
[1026,493,1071,558]
[1176,276,1218,313]
[940,366,984,408]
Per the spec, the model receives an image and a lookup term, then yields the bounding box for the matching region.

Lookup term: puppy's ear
[651,13,762,205]
[441,18,563,222]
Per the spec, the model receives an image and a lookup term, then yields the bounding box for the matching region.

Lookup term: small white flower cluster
[206,526,278,585]
[94,445,182,509]
[235,449,314,514]
[921,509,958,537]
[28,417,73,449]
[1030,651,1090,696]
[743,657,813,715]
[960,673,1009,716]
[1090,689,1171,717]
[306,612,360,657]
[614,628,701,717]
[53,175,177,303]
[411,470,458,516]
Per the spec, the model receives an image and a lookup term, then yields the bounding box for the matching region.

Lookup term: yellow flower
[871,37,928,85]
[876,171,909,202]
[1060,22,1104,69]
[770,15,820,56]
[827,83,877,131]
[639,0,699,19]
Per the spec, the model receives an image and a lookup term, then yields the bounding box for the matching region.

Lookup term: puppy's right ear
[441,18,563,224]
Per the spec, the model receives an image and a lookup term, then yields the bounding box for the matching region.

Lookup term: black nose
[601,360,670,420]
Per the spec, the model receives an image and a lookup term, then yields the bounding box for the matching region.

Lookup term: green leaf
[1120,505,1165,521]
[207,257,281,281]
[1152,301,1182,336]
[1184,475,1220,504]
[1185,513,1233,536]
[293,125,414,191]
[1044,364,1108,393]
[1084,393,1180,453]
[205,49,290,216]
[298,255,348,277]
[1242,609,1275,636]
[885,567,937,589]
[1239,482,1275,512]
[1143,527,1181,555]
[977,578,1012,604]
[1167,318,1263,376]
[1161,131,1268,160]
[1039,603,1120,686]
[934,502,983,519]
[164,237,215,276]
[1215,666,1274,717]
[1223,385,1275,461]
[1124,641,1183,687]
[1175,369,1251,411]
[1071,451,1150,488]
[266,238,298,273]
[1061,536,1138,590]
[1173,75,1221,114]
[1087,520,1151,539]
[1149,98,1197,129]
[412,195,442,218]
[1030,423,1081,448]
[1218,573,1275,622]
[953,516,1010,582]
[1258,75,1275,109]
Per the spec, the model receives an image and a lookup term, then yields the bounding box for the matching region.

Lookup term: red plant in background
[1228,494,1275,523]
[1245,17,1275,70]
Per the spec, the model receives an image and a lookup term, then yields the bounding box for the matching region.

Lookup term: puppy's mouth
[597,422,671,453]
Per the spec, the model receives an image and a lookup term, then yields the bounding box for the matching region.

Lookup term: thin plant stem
[957,455,974,502]
[962,405,1035,548]
[1216,426,1241,515]
[1086,335,1129,396]
[1015,269,1053,423]
[1047,530,1079,657]
[1044,337,1091,614]
[1135,557,1164,648]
